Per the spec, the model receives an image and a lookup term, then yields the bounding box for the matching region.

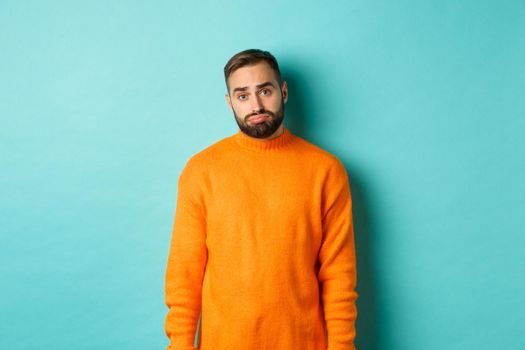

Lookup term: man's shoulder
[182,132,235,170]
[291,133,344,169]
[292,136,351,193]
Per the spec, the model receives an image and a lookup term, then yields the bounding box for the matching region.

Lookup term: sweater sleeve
[318,158,358,350]
[164,158,208,350]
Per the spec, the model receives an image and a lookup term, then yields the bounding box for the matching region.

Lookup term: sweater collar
[233,126,294,152]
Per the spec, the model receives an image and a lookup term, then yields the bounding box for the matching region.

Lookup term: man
[164,49,358,350]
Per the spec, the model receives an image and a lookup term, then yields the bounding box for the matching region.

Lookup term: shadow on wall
[281,63,382,350]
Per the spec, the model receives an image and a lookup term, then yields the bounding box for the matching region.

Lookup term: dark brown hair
[224,49,282,93]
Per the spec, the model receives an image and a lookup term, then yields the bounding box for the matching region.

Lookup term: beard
[232,99,285,139]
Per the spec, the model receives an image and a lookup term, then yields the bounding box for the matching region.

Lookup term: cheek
[269,97,282,110]
[232,103,250,116]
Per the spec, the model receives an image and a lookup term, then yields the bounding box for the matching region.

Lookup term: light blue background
[1,1,524,349]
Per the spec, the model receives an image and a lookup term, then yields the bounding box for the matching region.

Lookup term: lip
[248,114,269,122]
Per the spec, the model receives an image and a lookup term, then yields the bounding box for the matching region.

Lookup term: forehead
[228,61,279,90]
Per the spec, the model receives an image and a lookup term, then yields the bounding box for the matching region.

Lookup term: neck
[249,124,284,141]
[233,125,293,152]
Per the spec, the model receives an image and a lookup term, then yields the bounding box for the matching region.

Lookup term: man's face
[225,61,288,139]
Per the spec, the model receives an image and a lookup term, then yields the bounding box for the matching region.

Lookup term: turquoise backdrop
[1,1,523,349]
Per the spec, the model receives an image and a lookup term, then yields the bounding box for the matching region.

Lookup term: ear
[225,93,233,112]
[281,81,288,104]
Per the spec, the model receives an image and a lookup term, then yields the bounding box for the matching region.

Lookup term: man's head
[224,49,288,139]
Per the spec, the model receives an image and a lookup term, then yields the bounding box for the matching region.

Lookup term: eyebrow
[232,81,276,94]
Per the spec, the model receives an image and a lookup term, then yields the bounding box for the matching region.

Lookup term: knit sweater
[165,126,358,350]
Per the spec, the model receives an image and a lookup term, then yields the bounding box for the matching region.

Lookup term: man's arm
[318,158,358,350]
[165,158,208,350]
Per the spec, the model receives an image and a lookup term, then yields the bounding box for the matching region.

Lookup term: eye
[260,89,271,96]
[237,94,247,101]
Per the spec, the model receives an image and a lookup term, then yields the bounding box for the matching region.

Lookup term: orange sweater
[165,127,358,349]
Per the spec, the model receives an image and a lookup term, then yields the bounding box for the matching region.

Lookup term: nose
[251,94,264,113]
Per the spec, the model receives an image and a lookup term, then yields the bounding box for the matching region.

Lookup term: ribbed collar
[233,126,294,152]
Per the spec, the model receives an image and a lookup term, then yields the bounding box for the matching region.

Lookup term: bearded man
[164,48,358,350]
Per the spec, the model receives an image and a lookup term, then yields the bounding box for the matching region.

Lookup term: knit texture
[165,127,358,349]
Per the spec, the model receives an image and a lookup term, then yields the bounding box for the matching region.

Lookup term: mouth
[248,114,270,124]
